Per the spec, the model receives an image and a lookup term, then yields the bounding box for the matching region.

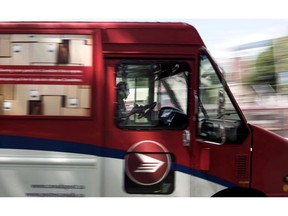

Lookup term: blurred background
[191,19,288,138]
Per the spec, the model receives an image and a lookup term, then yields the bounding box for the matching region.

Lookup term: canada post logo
[125,141,171,186]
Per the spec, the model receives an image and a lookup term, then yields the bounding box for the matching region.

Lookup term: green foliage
[246,46,276,90]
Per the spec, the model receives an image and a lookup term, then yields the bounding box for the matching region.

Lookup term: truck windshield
[198,55,249,144]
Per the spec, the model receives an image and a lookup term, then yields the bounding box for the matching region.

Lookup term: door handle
[183,130,190,147]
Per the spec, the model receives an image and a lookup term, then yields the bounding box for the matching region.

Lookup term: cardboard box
[65,85,79,97]
[80,88,91,108]
[64,86,79,107]
[83,43,92,66]
[42,95,63,115]
[0,38,11,57]
[15,85,40,101]
[0,84,14,100]
[69,40,92,66]
[3,100,27,115]
[40,85,65,95]
[70,40,84,65]
[10,43,31,65]
[31,43,57,64]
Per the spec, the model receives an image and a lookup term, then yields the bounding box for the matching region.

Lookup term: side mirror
[218,89,225,118]
[200,120,226,145]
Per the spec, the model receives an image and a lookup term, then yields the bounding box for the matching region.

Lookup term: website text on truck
[0,22,287,197]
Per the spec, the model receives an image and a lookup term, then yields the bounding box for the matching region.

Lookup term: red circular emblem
[125,140,171,186]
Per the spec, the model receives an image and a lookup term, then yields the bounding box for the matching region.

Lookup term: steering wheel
[137,102,157,119]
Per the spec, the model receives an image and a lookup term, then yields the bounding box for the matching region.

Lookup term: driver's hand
[129,104,142,116]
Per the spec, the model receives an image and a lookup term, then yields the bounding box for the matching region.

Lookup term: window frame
[197,51,250,144]
[114,60,191,130]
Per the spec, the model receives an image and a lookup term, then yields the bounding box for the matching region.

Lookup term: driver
[116,81,130,117]
[116,81,156,123]
[116,81,137,122]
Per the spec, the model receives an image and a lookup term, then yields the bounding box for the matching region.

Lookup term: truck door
[103,59,195,196]
[194,52,252,196]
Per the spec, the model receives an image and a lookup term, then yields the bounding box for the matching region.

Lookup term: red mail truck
[0,22,286,196]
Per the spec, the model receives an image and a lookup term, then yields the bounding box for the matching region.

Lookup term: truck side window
[198,55,249,144]
[115,61,190,129]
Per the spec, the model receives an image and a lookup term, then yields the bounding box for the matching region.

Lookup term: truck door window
[198,55,249,144]
[115,61,189,129]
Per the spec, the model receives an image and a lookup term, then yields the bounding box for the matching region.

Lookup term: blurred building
[220,36,288,137]
[273,36,288,93]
